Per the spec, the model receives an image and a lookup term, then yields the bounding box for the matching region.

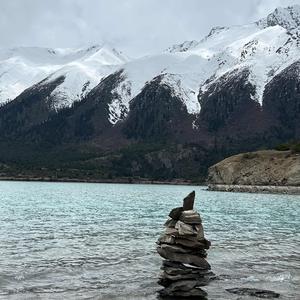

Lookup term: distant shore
[208,184,300,195]
[0,176,200,186]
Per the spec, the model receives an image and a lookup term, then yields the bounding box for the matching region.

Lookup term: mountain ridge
[0,5,299,182]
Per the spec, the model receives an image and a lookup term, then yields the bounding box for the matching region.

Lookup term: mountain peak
[165,40,199,53]
[258,5,300,30]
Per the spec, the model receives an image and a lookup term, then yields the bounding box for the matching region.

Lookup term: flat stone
[174,237,206,249]
[162,260,212,273]
[159,281,208,298]
[180,210,202,224]
[160,271,198,281]
[196,223,205,239]
[160,271,214,283]
[198,238,211,249]
[164,227,178,235]
[183,191,195,210]
[158,244,193,254]
[175,221,197,236]
[169,207,183,220]
[226,288,280,298]
[159,233,207,250]
[162,279,198,291]
[157,246,211,269]
[157,234,176,245]
[164,218,177,228]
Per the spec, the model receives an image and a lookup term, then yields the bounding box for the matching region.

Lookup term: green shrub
[275,143,290,151]
[291,143,300,153]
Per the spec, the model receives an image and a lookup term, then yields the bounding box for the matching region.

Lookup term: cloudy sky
[1,0,299,56]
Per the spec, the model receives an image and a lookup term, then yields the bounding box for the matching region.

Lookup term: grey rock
[160,270,214,282]
[158,244,193,254]
[157,246,211,269]
[174,237,207,249]
[183,191,195,210]
[157,234,176,245]
[226,288,280,298]
[159,281,208,297]
[198,238,211,249]
[162,260,212,273]
[169,207,183,220]
[196,223,205,239]
[158,234,208,252]
[175,221,197,236]
[180,210,202,224]
[164,218,177,228]
[164,227,178,236]
[161,279,198,291]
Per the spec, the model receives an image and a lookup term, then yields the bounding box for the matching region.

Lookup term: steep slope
[0,5,299,182]
[0,44,127,106]
[0,76,65,138]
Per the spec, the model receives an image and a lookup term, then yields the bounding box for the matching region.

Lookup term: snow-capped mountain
[0,44,128,108]
[0,5,299,181]
[108,4,300,122]
[1,5,300,121]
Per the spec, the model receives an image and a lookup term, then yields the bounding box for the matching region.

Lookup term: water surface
[0,181,299,299]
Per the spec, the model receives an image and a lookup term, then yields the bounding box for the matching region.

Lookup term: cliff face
[207,150,300,186]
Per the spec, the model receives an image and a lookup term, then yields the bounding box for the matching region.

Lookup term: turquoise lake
[0,181,299,299]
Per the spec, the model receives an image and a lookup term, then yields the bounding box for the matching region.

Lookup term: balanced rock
[183,191,195,210]
[156,191,213,298]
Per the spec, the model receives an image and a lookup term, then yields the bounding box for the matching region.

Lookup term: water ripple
[0,181,299,299]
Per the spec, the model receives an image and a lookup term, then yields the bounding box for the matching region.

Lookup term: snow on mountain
[107,5,300,124]
[258,5,300,30]
[1,5,300,125]
[0,44,128,107]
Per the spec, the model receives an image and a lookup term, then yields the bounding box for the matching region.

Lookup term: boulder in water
[226,287,280,298]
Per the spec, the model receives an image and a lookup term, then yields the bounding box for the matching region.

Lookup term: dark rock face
[198,68,257,132]
[226,287,280,298]
[0,57,299,181]
[22,70,126,146]
[0,76,65,138]
[123,76,195,141]
[156,192,213,298]
[263,60,300,140]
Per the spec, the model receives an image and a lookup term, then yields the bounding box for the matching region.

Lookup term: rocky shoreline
[208,184,300,195]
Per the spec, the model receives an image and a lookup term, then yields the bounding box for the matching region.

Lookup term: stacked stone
[156,191,214,298]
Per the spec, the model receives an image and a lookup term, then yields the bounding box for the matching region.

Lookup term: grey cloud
[1,0,300,56]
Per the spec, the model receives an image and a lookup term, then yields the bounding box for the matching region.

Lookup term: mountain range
[0,5,299,182]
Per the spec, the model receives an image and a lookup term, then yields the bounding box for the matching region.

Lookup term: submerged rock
[226,287,280,298]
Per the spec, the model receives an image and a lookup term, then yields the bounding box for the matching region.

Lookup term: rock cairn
[156,191,214,298]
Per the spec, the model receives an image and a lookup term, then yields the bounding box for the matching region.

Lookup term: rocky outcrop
[207,150,300,187]
[208,184,300,194]
[156,191,214,298]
